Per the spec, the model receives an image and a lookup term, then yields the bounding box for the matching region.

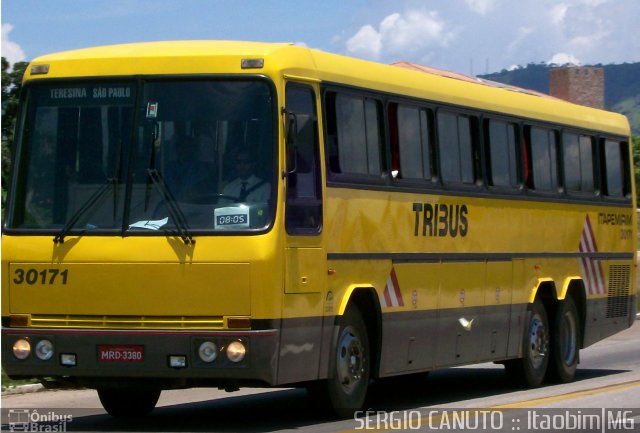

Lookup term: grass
[1,368,40,392]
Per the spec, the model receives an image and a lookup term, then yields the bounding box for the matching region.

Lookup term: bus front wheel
[327,305,370,417]
[97,387,161,417]
[505,298,550,387]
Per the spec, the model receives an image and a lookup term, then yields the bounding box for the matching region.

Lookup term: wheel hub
[528,314,548,369]
[336,326,364,393]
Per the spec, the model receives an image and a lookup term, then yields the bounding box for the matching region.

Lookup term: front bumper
[2,328,279,388]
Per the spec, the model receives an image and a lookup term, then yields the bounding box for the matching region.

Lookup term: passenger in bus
[221,149,270,203]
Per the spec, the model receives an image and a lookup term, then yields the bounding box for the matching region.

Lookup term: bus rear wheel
[547,296,580,383]
[505,298,549,387]
[97,387,161,417]
[327,305,370,418]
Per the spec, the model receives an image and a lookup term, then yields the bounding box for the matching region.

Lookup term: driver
[221,149,270,203]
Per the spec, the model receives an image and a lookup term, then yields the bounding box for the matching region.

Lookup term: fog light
[60,353,77,366]
[35,340,54,361]
[169,355,187,368]
[226,341,246,363]
[198,341,218,363]
[13,339,31,360]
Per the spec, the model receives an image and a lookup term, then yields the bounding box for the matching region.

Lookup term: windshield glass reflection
[10,79,276,234]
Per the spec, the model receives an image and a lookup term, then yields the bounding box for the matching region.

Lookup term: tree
[1,57,29,208]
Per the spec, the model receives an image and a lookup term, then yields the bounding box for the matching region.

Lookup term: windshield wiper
[53,178,116,244]
[145,168,195,246]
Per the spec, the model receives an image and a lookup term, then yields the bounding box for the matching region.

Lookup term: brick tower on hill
[549,67,605,109]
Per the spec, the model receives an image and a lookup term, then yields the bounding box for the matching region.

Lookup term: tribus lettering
[413,203,469,238]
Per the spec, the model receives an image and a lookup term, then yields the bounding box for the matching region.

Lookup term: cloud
[346,24,382,58]
[549,3,569,25]
[337,0,638,73]
[345,9,454,63]
[1,23,26,64]
[548,52,581,65]
[464,0,497,15]
[578,0,610,6]
[506,26,534,55]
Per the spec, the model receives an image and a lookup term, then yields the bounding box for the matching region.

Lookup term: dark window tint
[528,126,558,191]
[603,139,629,197]
[14,83,135,229]
[437,111,476,184]
[285,84,322,234]
[396,105,432,180]
[563,133,595,193]
[326,92,382,176]
[486,120,518,187]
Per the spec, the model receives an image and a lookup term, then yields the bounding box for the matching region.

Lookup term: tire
[505,298,550,388]
[326,306,370,418]
[547,296,580,383]
[97,388,161,417]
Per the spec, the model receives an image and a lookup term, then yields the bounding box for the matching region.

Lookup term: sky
[2,0,639,75]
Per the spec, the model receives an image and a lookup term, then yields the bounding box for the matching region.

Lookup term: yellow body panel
[324,186,636,315]
[2,232,283,324]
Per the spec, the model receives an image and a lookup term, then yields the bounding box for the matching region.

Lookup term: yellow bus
[2,41,636,417]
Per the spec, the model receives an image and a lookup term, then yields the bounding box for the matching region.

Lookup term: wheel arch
[528,278,558,304]
[529,279,558,330]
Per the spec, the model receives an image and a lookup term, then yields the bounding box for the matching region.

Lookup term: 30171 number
[13,268,69,285]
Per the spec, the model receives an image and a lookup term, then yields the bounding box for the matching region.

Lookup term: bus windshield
[8,79,276,235]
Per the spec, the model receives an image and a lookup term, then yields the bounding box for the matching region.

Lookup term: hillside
[479,63,640,135]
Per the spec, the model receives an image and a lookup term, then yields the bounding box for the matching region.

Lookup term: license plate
[98,345,144,363]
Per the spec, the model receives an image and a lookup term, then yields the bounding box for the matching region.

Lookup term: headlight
[198,341,218,363]
[226,341,246,363]
[13,339,31,360]
[35,340,54,361]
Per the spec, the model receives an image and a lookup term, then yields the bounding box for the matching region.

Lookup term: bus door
[277,81,326,384]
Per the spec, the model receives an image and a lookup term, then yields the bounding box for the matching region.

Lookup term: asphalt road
[2,319,639,432]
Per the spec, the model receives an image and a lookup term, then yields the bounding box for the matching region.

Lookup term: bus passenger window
[437,111,476,185]
[485,120,518,188]
[603,139,629,198]
[327,92,382,177]
[563,133,595,193]
[527,126,559,192]
[396,105,432,181]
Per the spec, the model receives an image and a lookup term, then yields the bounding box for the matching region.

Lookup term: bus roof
[26,40,630,137]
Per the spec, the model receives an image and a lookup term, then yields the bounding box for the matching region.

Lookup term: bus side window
[394,104,433,181]
[285,84,322,234]
[437,111,478,185]
[326,91,383,177]
[526,125,559,192]
[563,133,596,194]
[602,139,631,198]
[485,119,518,188]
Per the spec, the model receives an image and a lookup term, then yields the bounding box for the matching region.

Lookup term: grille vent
[606,265,630,318]
[29,315,225,330]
